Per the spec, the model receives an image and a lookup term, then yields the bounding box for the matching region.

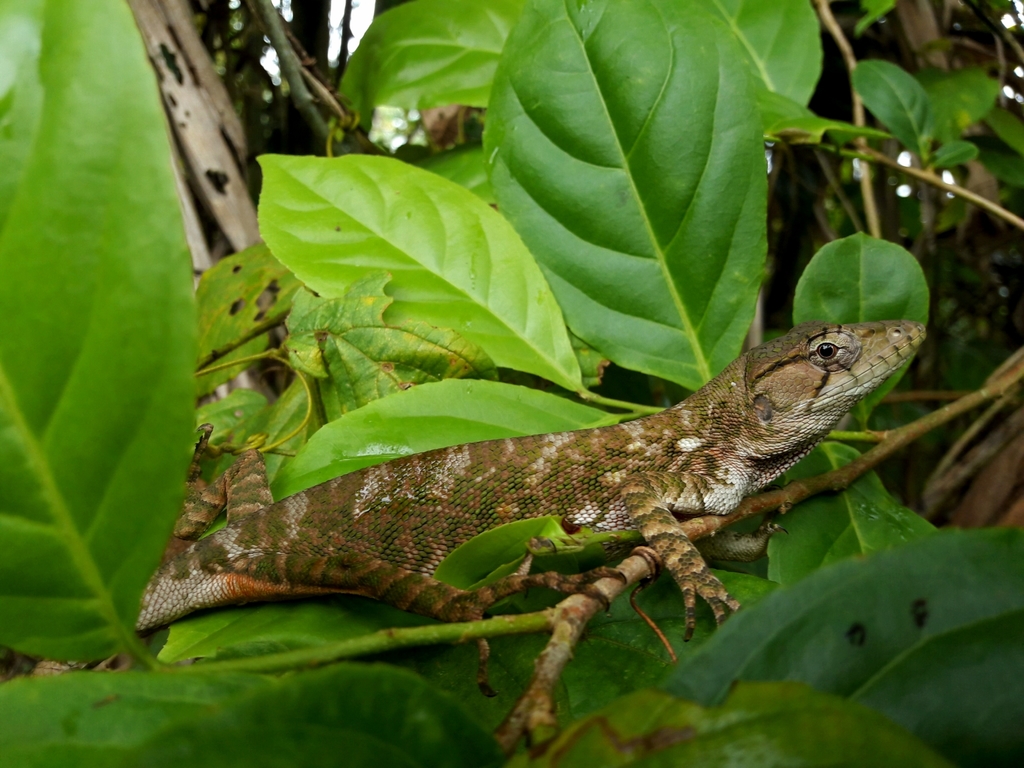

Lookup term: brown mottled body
[139,320,925,635]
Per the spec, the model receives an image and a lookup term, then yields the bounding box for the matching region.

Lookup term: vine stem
[814,0,882,237]
[847,146,1024,232]
[576,389,662,416]
[246,0,329,146]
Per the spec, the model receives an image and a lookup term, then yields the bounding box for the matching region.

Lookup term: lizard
[137,319,925,640]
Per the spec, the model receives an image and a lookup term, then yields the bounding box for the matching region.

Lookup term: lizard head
[742,319,925,450]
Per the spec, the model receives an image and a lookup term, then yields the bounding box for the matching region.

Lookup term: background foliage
[2,0,1023,765]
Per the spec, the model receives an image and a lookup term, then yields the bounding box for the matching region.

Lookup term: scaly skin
[138,320,925,635]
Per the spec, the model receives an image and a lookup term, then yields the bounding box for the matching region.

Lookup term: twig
[814,0,882,237]
[827,429,887,443]
[171,610,552,675]
[576,390,663,416]
[246,0,329,146]
[882,390,970,403]
[924,391,1014,486]
[494,550,659,753]
[921,401,1024,518]
[339,0,355,76]
[962,0,1024,69]
[840,145,1024,232]
[813,148,864,232]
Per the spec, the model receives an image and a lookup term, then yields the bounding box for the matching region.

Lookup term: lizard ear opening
[753,394,773,423]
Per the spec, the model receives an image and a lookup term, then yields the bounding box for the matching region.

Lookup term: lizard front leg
[621,471,740,640]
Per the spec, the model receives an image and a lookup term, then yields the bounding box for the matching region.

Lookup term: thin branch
[921,401,1024,518]
[882,390,971,403]
[247,0,329,146]
[339,0,355,76]
[962,0,1024,68]
[827,429,888,443]
[814,0,882,237]
[170,610,552,675]
[813,148,864,232]
[494,550,659,753]
[845,145,1024,232]
[576,390,663,416]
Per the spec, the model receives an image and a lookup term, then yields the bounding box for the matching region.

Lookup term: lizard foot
[675,557,740,642]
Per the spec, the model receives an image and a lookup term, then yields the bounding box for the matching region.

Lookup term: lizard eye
[816,343,837,359]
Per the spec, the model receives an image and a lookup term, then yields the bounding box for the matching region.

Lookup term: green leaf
[570,332,609,389]
[485,0,767,389]
[917,67,1000,145]
[759,89,890,145]
[510,683,952,767]
[160,595,427,663]
[286,273,497,419]
[194,243,300,396]
[342,0,525,126]
[226,377,312,484]
[129,664,504,768]
[194,389,268,449]
[258,154,583,391]
[974,135,1024,187]
[985,106,1024,157]
[0,0,196,659]
[856,0,896,36]
[793,233,929,422]
[272,379,615,498]
[853,60,935,159]
[931,139,978,168]
[699,0,822,105]
[664,529,1024,765]
[0,671,267,766]
[433,516,565,589]
[768,442,934,585]
[416,144,494,203]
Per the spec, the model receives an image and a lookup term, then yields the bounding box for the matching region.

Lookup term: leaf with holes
[0,0,195,659]
[665,529,1024,766]
[342,0,525,126]
[194,243,301,396]
[485,0,767,390]
[510,683,951,767]
[259,154,583,392]
[793,233,929,423]
[286,272,497,420]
